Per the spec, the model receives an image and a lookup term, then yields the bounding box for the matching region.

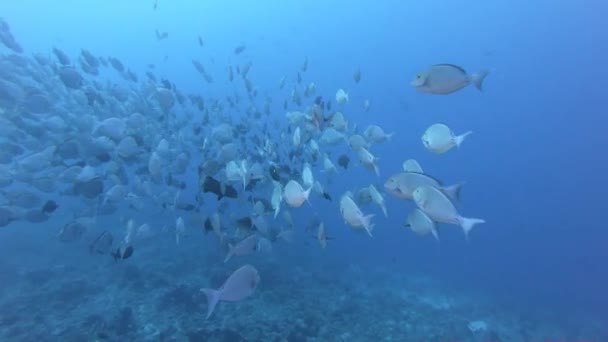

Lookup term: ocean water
[0,1,606,341]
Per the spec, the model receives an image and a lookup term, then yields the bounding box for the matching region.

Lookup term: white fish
[293,126,301,147]
[148,152,162,180]
[339,192,374,237]
[271,181,282,218]
[405,208,438,241]
[335,88,349,104]
[210,212,224,241]
[302,163,314,189]
[384,172,462,202]
[413,186,485,238]
[368,184,387,217]
[283,180,311,208]
[93,117,126,141]
[422,123,472,154]
[364,125,393,144]
[348,134,370,151]
[357,147,379,176]
[319,127,346,146]
[175,216,186,245]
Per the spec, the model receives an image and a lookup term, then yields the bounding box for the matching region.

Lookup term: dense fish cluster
[0,16,489,318]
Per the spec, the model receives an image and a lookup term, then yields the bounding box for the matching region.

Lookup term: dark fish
[201,176,238,200]
[41,200,59,214]
[153,0,158,10]
[108,57,124,72]
[176,203,196,211]
[112,245,134,260]
[235,217,253,231]
[338,154,350,169]
[52,47,71,65]
[0,19,23,53]
[95,152,111,163]
[58,66,83,89]
[90,231,113,254]
[198,35,204,46]
[233,45,246,54]
[155,29,168,40]
[81,49,99,68]
[353,68,361,83]
[321,192,332,201]
[73,177,104,199]
[122,246,134,259]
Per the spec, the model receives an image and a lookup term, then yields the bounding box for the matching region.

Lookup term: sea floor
[0,244,606,342]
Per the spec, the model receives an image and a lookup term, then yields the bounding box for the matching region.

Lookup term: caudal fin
[455,131,472,148]
[200,288,221,319]
[442,183,465,202]
[224,244,235,263]
[471,70,490,91]
[362,214,375,237]
[459,217,485,239]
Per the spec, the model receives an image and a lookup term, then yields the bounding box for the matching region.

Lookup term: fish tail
[471,70,490,91]
[362,214,375,237]
[455,131,472,148]
[442,183,465,202]
[223,244,235,263]
[381,205,388,218]
[459,216,486,239]
[200,288,221,319]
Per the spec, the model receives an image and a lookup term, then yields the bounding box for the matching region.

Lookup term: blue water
[0,1,607,341]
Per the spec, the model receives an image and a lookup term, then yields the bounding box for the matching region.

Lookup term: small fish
[234,45,246,54]
[198,35,204,46]
[337,154,350,169]
[41,200,59,214]
[112,245,134,260]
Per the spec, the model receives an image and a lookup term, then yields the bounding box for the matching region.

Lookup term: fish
[283,180,311,208]
[404,208,438,241]
[234,45,246,54]
[353,68,361,83]
[402,159,424,173]
[201,176,238,200]
[89,231,113,254]
[41,199,59,213]
[224,234,258,263]
[413,186,485,239]
[112,245,134,260]
[337,154,350,169]
[340,192,374,237]
[411,64,490,95]
[198,35,204,46]
[200,264,260,319]
[58,220,87,242]
[384,172,463,202]
[422,123,472,154]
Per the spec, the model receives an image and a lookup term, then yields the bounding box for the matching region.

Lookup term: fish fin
[200,288,221,319]
[442,183,465,202]
[455,131,472,148]
[223,244,235,263]
[459,217,485,239]
[471,70,490,91]
[362,214,375,237]
[431,228,440,242]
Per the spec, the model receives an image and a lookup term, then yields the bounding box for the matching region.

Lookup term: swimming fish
[411,64,490,95]
[200,264,260,319]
